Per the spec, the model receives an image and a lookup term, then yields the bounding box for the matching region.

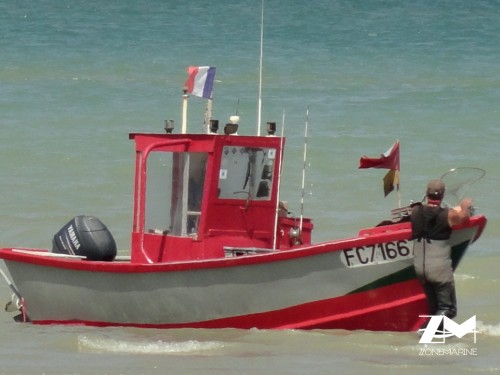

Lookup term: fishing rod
[273,109,286,250]
[299,106,309,234]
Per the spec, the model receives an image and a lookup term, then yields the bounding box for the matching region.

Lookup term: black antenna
[235,98,240,115]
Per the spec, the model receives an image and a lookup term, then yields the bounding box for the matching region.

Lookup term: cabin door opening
[145,151,207,237]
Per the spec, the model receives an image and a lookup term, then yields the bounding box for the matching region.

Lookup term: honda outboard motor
[52,215,117,261]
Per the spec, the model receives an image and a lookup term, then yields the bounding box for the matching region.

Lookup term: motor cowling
[52,215,117,261]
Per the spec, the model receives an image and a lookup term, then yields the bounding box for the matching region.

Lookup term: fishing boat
[0,105,487,331]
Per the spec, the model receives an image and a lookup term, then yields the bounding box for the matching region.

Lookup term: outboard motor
[52,215,117,261]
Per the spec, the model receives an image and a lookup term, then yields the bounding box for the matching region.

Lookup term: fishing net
[440,167,485,206]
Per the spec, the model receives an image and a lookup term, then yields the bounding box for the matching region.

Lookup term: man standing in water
[411,179,473,321]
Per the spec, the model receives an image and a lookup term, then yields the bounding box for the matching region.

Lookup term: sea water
[0,1,499,374]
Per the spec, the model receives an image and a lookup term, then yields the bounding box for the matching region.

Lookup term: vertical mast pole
[257,0,264,136]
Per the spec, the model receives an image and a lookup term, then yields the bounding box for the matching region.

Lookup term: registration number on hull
[341,240,412,268]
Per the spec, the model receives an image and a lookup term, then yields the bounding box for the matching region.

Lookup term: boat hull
[0,217,485,332]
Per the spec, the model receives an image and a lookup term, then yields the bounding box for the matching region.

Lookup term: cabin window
[218,146,276,201]
[145,151,207,236]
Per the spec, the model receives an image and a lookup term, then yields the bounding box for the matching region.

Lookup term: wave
[78,335,225,355]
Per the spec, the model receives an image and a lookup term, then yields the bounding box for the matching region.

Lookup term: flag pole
[181,89,188,134]
[396,170,401,208]
[180,88,190,233]
[396,139,401,208]
[204,98,213,134]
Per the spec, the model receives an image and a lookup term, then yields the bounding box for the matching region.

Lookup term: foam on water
[78,335,225,355]
[477,321,500,337]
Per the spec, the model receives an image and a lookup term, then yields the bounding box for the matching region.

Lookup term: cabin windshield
[218,146,276,201]
[145,151,207,236]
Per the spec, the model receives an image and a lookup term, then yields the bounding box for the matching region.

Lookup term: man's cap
[426,179,445,199]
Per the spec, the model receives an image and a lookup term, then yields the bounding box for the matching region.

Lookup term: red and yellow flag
[359,141,400,196]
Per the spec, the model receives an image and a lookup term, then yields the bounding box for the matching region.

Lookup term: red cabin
[129,132,313,263]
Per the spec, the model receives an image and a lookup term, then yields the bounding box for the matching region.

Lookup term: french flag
[184,66,216,99]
